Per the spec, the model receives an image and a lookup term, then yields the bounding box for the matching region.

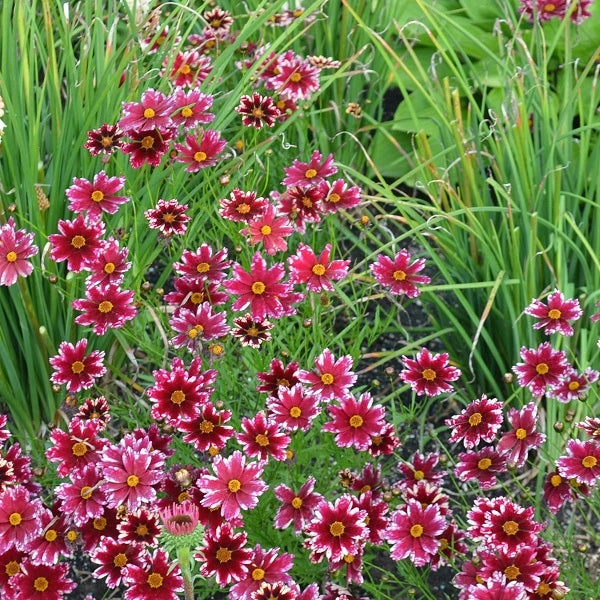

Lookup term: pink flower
[220,189,269,223]
[174,130,226,172]
[49,339,106,393]
[0,486,42,553]
[9,560,75,600]
[370,249,431,298]
[121,127,174,169]
[497,402,545,467]
[164,277,228,313]
[272,56,320,100]
[66,171,129,219]
[178,402,234,452]
[244,205,293,255]
[170,88,215,127]
[576,416,600,437]
[288,243,349,292]
[319,178,362,212]
[235,93,281,129]
[543,471,575,514]
[25,508,71,566]
[548,367,599,403]
[524,289,582,336]
[400,348,461,396]
[385,500,447,566]
[145,198,190,236]
[397,452,445,489]
[123,549,183,600]
[119,89,174,131]
[512,342,569,396]
[0,218,38,286]
[256,359,300,397]
[238,413,291,462]
[173,244,230,282]
[84,237,131,287]
[165,51,212,87]
[159,501,200,537]
[199,450,268,520]
[55,464,106,526]
[466,573,528,600]
[298,348,357,401]
[557,439,600,486]
[48,215,105,272]
[170,303,229,352]
[282,150,337,188]
[266,384,320,432]
[273,476,323,534]
[519,0,567,22]
[480,546,544,593]
[445,394,504,449]
[454,447,507,489]
[278,186,324,232]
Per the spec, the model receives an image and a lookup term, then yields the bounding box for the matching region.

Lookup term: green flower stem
[176,546,194,600]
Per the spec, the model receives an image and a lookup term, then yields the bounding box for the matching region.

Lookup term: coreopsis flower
[199,451,268,520]
[174,129,226,172]
[9,560,75,600]
[124,549,183,600]
[147,356,216,426]
[576,416,600,437]
[84,123,124,155]
[85,237,131,287]
[165,277,228,313]
[256,358,301,397]
[497,402,546,467]
[48,215,105,272]
[543,471,577,513]
[288,243,350,292]
[323,392,386,451]
[512,342,569,396]
[569,0,593,23]
[557,439,600,486]
[272,56,320,100]
[524,289,582,336]
[224,252,302,320]
[274,97,297,121]
[238,413,291,462]
[197,524,251,587]
[445,394,504,449]
[170,88,214,128]
[90,537,145,588]
[266,384,320,432]
[282,150,336,188]
[329,547,364,585]
[170,303,230,352]
[519,0,567,22]
[278,186,324,232]
[173,244,230,282]
[178,402,234,452]
[244,205,293,255]
[308,55,342,69]
[66,171,129,219]
[55,464,106,526]
[429,521,468,571]
[353,491,389,545]
[400,348,461,396]
[145,198,190,236]
[397,452,445,489]
[479,546,545,592]
[79,508,119,552]
[305,495,367,561]
[232,314,274,348]
[533,570,570,600]
[49,339,106,393]
[203,6,233,33]
[0,547,25,593]
[298,348,357,401]
[368,422,400,456]
[251,582,297,600]
[235,93,281,129]
[273,476,323,534]
[100,435,165,512]
[548,366,599,402]
[401,481,450,517]
[0,486,42,553]
[73,283,137,335]
[370,249,431,298]
[319,178,362,212]
[121,127,174,168]
[0,218,38,286]
[219,189,269,223]
[0,414,10,444]
[119,89,174,132]
[166,50,212,87]
[466,574,528,600]
[455,448,507,489]
[385,500,447,566]
[1,444,38,494]
[348,463,384,497]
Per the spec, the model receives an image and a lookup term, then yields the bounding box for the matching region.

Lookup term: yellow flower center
[478,458,492,470]
[34,577,49,592]
[93,517,107,530]
[98,300,113,313]
[414,470,424,481]
[196,262,210,273]
[304,168,317,178]
[329,521,345,536]
[548,308,561,319]
[179,64,191,75]
[344,554,355,563]
[210,18,222,27]
[5,251,17,262]
[194,151,207,162]
[190,292,204,304]
[291,497,303,509]
[104,262,116,274]
[147,573,163,588]
[349,415,364,428]
[255,433,270,447]
[536,362,549,375]
[537,582,552,595]
[72,442,88,456]
[71,360,85,374]
[289,406,302,418]
[247,326,260,337]
[228,479,241,493]
[329,193,341,203]
[71,235,86,249]
[251,281,266,295]
[91,190,104,202]
[216,548,232,563]
[162,213,176,223]
[321,373,334,385]
[5,560,20,577]
[127,474,140,487]
[208,445,219,456]
[290,72,302,83]
[236,203,251,214]
[101,136,113,147]
[515,428,527,440]
[502,520,519,535]
[543,3,556,12]
[312,264,326,276]
[504,565,521,580]
[9,512,22,526]
[170,390,185,405]
[113,553,128,568]
[301,196,313,208]
[181,107,193,118]
[568,381,580,391]
[410,524,424,538]
[44,528,58,542]
[188,328,199,339]
[422,368,436,381]
[550,474,562,487]
[251,567,265,581]
[468,412,483,426]
[439,538,449,551]
[143,108,156,119]
[393,269,406,281]
[582,456,597,469]
[80,485,93,499]
[251,108,264,118]
[199,420,214,433]
[141,136,155,149]
[260,225,272,235]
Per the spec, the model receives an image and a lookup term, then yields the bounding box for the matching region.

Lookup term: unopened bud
[553,421,564,432]
[503,372,514,384]
[219,175,230,185]
[302,319,312,328]
[385,367,395,377]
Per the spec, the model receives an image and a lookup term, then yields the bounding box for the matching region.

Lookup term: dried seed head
[35,184,50,212]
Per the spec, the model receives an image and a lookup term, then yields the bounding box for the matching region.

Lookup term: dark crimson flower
[385,500,447,566]
[543,471,576,514]
[170,303,230,352]
[497,402,545,467]
[480,546,544,592]
[133,423,174,458]
[278,186,323,232]
[66,171,129,219]
[429,521,468,571]
[9,560,75,600]
[49,339,106,393]
[117,508,161,546]
[84,123,124,156]
[121,127,174,169]
[119,89,174,132]
[329,547,365,585]
[197,524,252,586]
[466,496,505,538]
[323,392,386,451]
[165,50,213,87]
[273,476,323,534]
[123,549,183,600]
[576,416,600,438]
[0,218,38,286]
[178,402,234,453]
[55,464,106,526]
[145,198,190,237]
[48,215,105,273]
[74,396,110,428]
[282,150,336,188]
[445,394,504,449]
[238,412,291,462]
[353,491,388,545]
[170,88,215,128]
[203,7,233,33]
[0,444,38,495]
[251,582,298,600]
[0,547,25,593]
[400,348,461,396]
[0,486,42,553]
[466,573,528,600]
[319,178,362,212]
[305,495,367,561]
[173,244,230,282]
[275,97,297,121]
[164,277,228,313]
[79,508,119,552]
[199,451,268,520]
[371,249,431,298]
[90,537,145,588]
[401,481,450,517]
[288,243,349,292]
[235,93,281,129]
[272,57,320,101]
[533,568,569,599]
[219,189,269,223]
[174,130,226,172]
[256,359,300,397]
[454,448,507,489]
[232,314,274,348]
[549,367,599,403]
[519,0,567,22]
[85,237,131,287]
[557,439,600,486]
[524,289,582,336]
[348,463,384,497]
[298,348,356,401]
[368,422,400,457]
[512,342,569,396]
[266,384,320,432]
[396,451,446,489]
[243,205,293,255]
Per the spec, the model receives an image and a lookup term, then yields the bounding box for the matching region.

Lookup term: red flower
[272,56,320,101]
[480,546,544,592]
[49,339,106,393]
[278,186,323,232]
[178,402,234,452]
[119,89,174,132]
[121,127,174,169]
[400,348,461,396]
[90,537,145,588]
[370,249,430,298]
[123,549,183,600]
[496,402,545,467]
[298,348,356,401]
[0,547,26,593]
[197,524,251,587]
[232,314,274,348]
[117,508,161,546]
[557,439,600,486]
[145,198,190,237]
[243,205,293,255]
[353,491,389,545]
[220,189,269,223]
[576,416,600,438]
[266,384,320,432]
[524,289,582,336]
[9,561,75,600]
[235,93,281,129]
[203,7,234,34]
[0,218,38,286]
[319,178,362,212]
[401,481,450,517]
[512,342,569,396]
[238,412,291,462]
[548,367,599,403]
[385,500,447,566]
[396,452,445,489]
[445,394,504,449]
[85,237,131,287]
[55,464,106,526]
[170,88,215,128]
[542,471,576,514]
[466,573,528,600]
[273,476,323,534]
[48,215,105,272]
[164,277,228,313]
[170,303,230,352]
[288,243,349,292]
[173,244,230,282]
[66,171,129,219]
[454,448,507,489]
[84,123,124,156]
[519,0,567,22]
[0,486,42,553]
[165,51,212,87]
[174,130,226,172]
[323,392,386,451]
[282,150,336,188]
[251,582,297,600]
[199,451,268,520]
[256,359,300,397]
